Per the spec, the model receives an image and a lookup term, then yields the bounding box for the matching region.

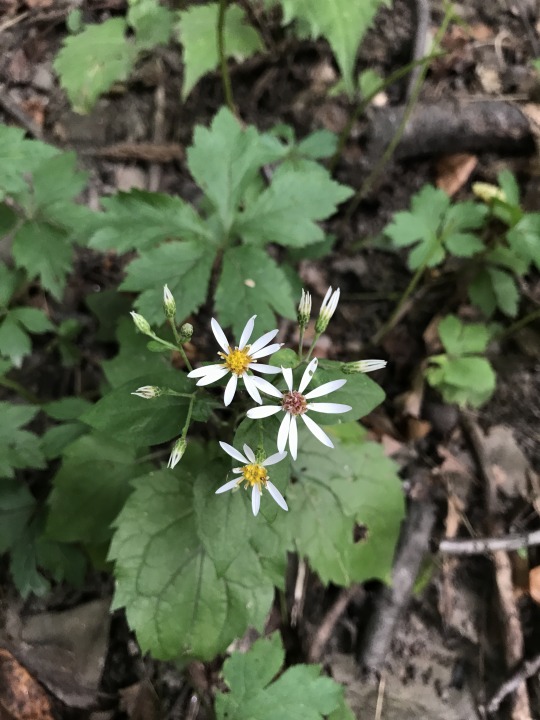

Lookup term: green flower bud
[131,385,162,399]
[163,284,176,319]
[342,359,387,374]
[315,287,340,334]
[168,437,187,469]
[297,289,312,329]
[130,311,152,336]
[179,323,193,343]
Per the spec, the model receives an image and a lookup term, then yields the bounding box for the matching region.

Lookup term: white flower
[187,316,282,406]
[246,358,351,460]
[131,385,161,399]
[216,441,288,516]
[315,287,340,333]
[342,359,387,374]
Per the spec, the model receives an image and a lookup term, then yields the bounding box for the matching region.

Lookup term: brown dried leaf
[0,649,54,720]
[436,154,478,197]
[529,565,540,604]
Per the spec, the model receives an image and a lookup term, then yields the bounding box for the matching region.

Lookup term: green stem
[0,376,41,404]
[496,308,540,340]
[162,389,196,399]
[217,0,235,114]
[329,50,445,173]
[168,318,193,371]
[370,262,426,346]
[304,333,321,362]
[344,6,454,221]
[181,394,195,438]
[298,326,305,358]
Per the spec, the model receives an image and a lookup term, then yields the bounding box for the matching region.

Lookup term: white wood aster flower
[246,358,352,460]
[187,316,282,406]
[216,441,288,516]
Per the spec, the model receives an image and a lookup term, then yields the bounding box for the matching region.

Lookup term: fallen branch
[439,529,540,555]
[487,654,540,714]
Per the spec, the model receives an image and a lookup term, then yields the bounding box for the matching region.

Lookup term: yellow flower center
[219,346,252,376]
[241,463,268,488]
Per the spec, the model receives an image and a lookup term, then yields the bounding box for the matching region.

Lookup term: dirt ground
[1,0,540,718]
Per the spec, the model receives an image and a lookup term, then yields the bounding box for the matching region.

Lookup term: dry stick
[357,499,436,672]
[439,529,540,555]
[217,0,236,115]
[148,74,166,192]
[487,654,540,715]
[308,585,365,663]
[461,414,532,720]
[406,0,430,100]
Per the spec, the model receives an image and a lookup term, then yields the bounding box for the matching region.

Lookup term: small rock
[32,65,53,92]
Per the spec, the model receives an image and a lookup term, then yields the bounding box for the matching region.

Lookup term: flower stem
[181,394,195,438]
[496,308,540,340]
[304,333,321,362]
[371,263,427,345]
[298,326,305,358]
[168,318,193,371]
[344,5,454,220]
[217,0,236,114]
[0,376,40,404]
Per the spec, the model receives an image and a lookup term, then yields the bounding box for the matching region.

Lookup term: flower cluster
[131,286,386,517]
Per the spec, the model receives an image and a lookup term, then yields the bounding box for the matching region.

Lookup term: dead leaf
[529,565,540,604]
[476,64,502,94]
[407,418,431,440]
[24,0,53,7]
[20,98,46,128]
[0,649,54,720]
[436,154,478,196]
[7,49,30,83]
[120,680,161,720]
[468,23,494,41]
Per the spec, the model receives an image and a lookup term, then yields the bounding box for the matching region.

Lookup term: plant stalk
[217,0,236,114]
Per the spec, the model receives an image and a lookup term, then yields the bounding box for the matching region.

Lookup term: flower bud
[167,437,187,469]
[472,182,506,204]
[315,287,340,334]
[131,385,162,399]
[179,323,193,343]
[342,359,387,374]
[163,284,176,319]
[130,311,152,336]
[297,289,312,329]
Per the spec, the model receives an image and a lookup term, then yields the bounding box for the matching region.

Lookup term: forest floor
[0,0,540,718]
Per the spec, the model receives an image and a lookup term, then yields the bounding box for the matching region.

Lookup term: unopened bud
[167,437,187,469]
[163,284,176,319]
[131,385,162,399]
[179,323,193,343]
[297,289,312,329]
[342,359,387,374]
[130,311,152,336]
[315,287,340,334]
[472,182,506,204]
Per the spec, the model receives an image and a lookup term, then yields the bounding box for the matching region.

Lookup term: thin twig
[487,654,540,714]
[217,0,236,114]
[406,0,431,100]
[439,529,540,555]
[308,585,365,663]
[374,673,386,720]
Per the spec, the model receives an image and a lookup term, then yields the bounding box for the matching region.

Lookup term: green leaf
[468,269,497,318]
[0,202,18,237]
[128,0,174,50]
[269,348,299,369]
[507,213,540,271]
[81,370,197,446]
[308,362,385,425]
[444,232,484,257]
[0,125,57,197]
[12,221,73,299]
[0,314,32,367]
[215,245,296,337]
[29,152,88,214]
[273,429,404,585]
[47,434,144,544]
[54,18,135,114]
[0,403,45,479]
[216,633,347,720]
[187,108,285,231]
[178,3,263,99]
[88,190,211,253]
[497,169,520,207]
[487,267,519,317]
[236,164,352,248]
[0,479,36,553]
[443,357,496,392]
[43,397,92,421]
[121,240,217,324]
[41,423,87,460]
[109,466,274,660]
[10,307,53,333]
[444,201,488,231]
[438,314,490,355]
[102,317,170,387]
[359,68,383,98]
[296,130,338,159]
[277,0,386,95]
[0,262,24,307]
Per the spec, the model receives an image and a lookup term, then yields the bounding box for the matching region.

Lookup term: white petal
[288,416,298,460]
[321,287,332,309]
[281,366,293,391]
[304,379,347,399]
[243,444,256,462]
[219,441,248,464]
[299,358,318,393]
[196,366,229,386]
[243,373,262,404]
[250,343,282,359]
[251,485,261,516]
[266,481,288,511]
[248,328,280,356]
[215,478,240,494]
[301,413,334,448]
[188,363,224,379]
[247,405,281,419]
[277,413,291,453]
[232,467,243,473]
[239,315,256,349]
[307,402,352,414]
[224,374,238,406]
[262,451,287,467]
[252,376,283,398]
[211,318,230,353]
[249,363,280,374]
